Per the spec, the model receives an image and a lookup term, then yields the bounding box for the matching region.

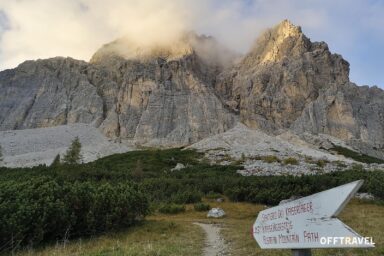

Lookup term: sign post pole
[291,249,311,256]
[252,180,375,252]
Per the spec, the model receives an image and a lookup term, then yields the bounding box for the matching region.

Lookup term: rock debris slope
[188,123,363,176]
[0,124,131,167]
[0,20,384,162]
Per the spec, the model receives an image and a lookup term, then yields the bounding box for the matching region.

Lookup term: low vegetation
[1,148,383,253]
[330,145,384,164]
[193,202,211,212]
[14,200,384,256]
[261,155,281,163]
[283,157,299,165]
[205,191,223,199]
[0,144,3,165]
[0,179,148,250]
[316,159,328,168]
[158,204,186,214]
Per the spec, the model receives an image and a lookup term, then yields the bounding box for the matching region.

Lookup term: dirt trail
[194,222,227,256]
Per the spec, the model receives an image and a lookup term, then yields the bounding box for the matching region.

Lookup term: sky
[0,0,383,87]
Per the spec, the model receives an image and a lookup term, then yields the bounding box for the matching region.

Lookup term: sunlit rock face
[216,20,350,132]
[215,20,384,158]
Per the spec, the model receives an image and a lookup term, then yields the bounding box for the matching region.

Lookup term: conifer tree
[63,137,82,164]
[0,144,3,165]
[50,154,61,167]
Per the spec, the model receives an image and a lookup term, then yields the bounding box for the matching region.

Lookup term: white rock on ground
[0,124,133,167]
[171,163,186,171]
[355,193,375,200]
[207,208,226,218]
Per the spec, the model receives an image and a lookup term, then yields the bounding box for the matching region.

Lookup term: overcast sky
[0,0,383,87]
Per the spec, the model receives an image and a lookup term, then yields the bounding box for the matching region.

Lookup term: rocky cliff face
[216,20,350,131]
[88,34,238,145]
[0,33,237,146]
[292,83,384,158]
[215,20,384,158]
[0,20,383,157]
[0,58,103,130]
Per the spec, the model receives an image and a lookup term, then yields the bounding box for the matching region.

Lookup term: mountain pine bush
[0,177,148,250]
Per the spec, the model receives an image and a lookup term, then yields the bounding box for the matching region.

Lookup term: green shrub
[194,203,210,212]
[171,190,202,204]
[261,155,281,163]
[316,159,327,168]
[158,204,186,214]
[304,156,313,163]
[205,191,223,199]
[334,160,347,168]
[283,157,299,165]
[330,145,384,164]
[0,178,149,249]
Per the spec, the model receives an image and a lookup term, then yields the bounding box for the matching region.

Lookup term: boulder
[171,163,186,171]
[355,193,375,201]
[207,208,226,218]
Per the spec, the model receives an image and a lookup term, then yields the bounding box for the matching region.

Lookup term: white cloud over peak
[0,0,383,86]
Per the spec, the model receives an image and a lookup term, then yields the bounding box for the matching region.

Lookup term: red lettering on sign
[285,201,313,216]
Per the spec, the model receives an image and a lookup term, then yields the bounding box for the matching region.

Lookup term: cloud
[0,0,191,69]
[0,0,383,86]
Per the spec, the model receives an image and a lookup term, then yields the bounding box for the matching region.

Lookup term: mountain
[216,20,384,159]
[0,20,383,161]
[216,20,350,131]
[0,32,237,147]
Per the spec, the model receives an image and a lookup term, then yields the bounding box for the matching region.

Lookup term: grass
[158,204,186,214]
[316,159,328,168]
[283,157,299,165]
[261,155,281,163]
[16,199,383,256]
[15,220,204,256]
[220,200,384,256]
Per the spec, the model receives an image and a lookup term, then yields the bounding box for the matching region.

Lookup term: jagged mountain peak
[274,19,303,37]
[245,19,311,65]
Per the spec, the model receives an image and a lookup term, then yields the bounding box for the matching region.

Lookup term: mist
[0,0,383,86]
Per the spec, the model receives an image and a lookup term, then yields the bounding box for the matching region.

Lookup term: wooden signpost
[252,180,375,255]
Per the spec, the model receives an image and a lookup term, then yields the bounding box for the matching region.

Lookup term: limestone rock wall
[292,83,384,158]
[0,34,237,146]
[216,20,350,132]
[0,58,103,130]
[215,20,384,158]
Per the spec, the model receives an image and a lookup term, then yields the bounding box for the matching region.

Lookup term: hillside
[1,148,383,255]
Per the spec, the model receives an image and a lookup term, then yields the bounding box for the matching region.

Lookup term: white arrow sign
[252,180,375,249]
